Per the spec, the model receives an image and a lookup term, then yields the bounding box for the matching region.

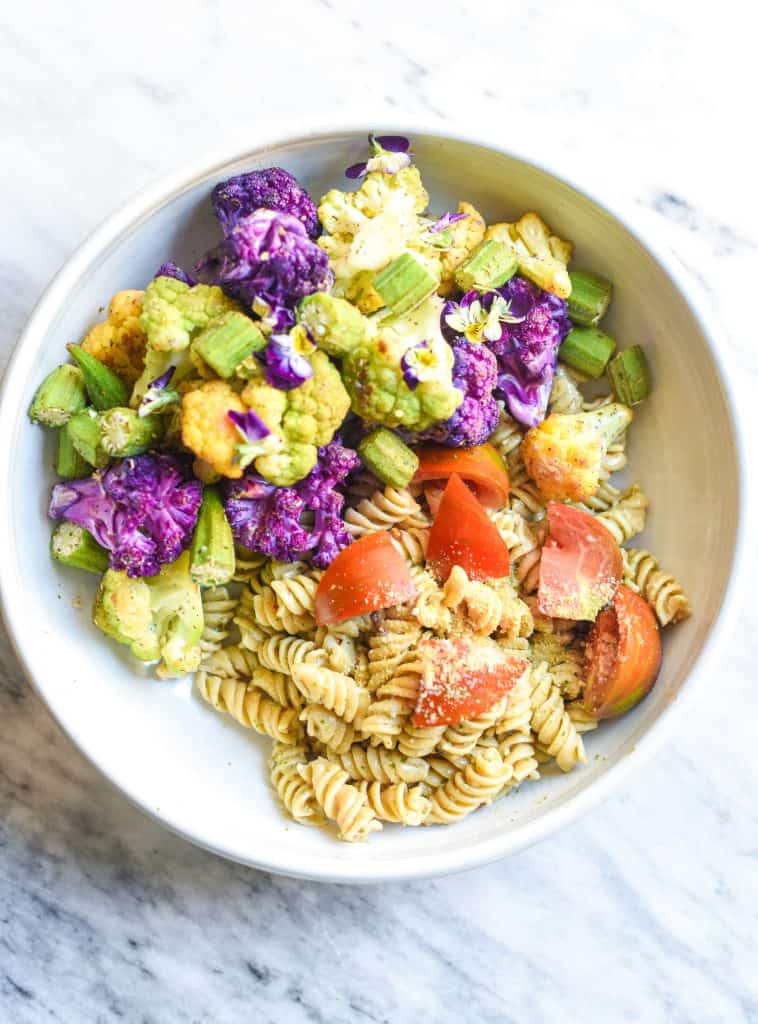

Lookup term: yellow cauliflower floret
[181,380,247,480]
[81,290,147,385]
[485,213,573,298]
[438,202,487,296]
[521,405,633,503]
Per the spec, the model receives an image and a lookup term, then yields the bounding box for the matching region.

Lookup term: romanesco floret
[317,166,441,313]
[81,290,147,385]
[92,551,204,677]
[486,213,573,298]
[521,403,633,503]
[130,277,240,407]
[241,350,351,486]
[140,276,240,353]
[438,202,487,296]
[342,295,462,431]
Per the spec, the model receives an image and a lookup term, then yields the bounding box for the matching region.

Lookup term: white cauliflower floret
[318,166,441,313]
[438,201,487,296]
[485,212,573,298]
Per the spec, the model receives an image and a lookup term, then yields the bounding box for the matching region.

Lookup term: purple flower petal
[400,339,432,391]
[429,212,469,234]
[264,334,314,390]
[345,161,369,180]
[372,135,410,153]
[227,408,271,442]
[155,262,197,286]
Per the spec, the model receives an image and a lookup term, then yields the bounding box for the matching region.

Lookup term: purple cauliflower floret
[212,167,320,239]
[488,277,570,428]
[48,453,202,578]
[416,340,499,448]
[223,441,360,568]
[154,262,197,287]
[193,209,332,312]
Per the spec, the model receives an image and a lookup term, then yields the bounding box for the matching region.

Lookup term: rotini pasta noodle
[314,626,357,674]
[197,674,301,743]
[493,670,539,787]
[528,662,586,772]
[596,485,649,546]
[357,780,431,826]
[232,547,267,583]
[549,364,584,414]
[489,406,524,466]
[567,702,600,734]
[256,634,327,675]
[269,741,323,824]
[292,664,370,725]
[622,548,691,626]
[270,571,321,620]
[252,665,304,709]
[529,633,585,700]
[390,526,430,566]
[437,696,510,760]
[327,744,429,784]
[299,704,358,754]
[398,721,447,758]
[298,758,382,841]
[251,584,315,635]
[199,642,258,680]
[426,748,512,824]
[344,486,429,538]
[360,697,411,748]
[198,587,239,660]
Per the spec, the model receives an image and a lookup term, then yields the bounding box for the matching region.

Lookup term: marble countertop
[2,1,756,1021]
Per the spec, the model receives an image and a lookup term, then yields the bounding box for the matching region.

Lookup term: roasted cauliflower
[438,201,487,296]
[485,213,573,298]
[81,290,147,385]
[521,403,633,502]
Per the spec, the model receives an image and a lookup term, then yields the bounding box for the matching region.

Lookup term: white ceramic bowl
[0,125,745,882]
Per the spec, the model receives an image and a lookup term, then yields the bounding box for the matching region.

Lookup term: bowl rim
[0,120,748,883]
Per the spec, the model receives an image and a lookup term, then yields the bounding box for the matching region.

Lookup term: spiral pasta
[426,748,512,824]
[198,587,239,661]
[298,758,382,841]
[596,485,649,546]
[344,486,429,538]
[390,526,430,566]
[528,662,586,772]
[622,547,691,626]
[437,695,510,760]
[256,634,327,675]
[197,674,301,743]
[493,669,539,787]
[529,633,585,700]
[269,741,323,824]
[299,704,358,754]
[292,664,370,725]
[326,744,429,784]
[549,364,584,414]
[357,780,431,826]
[489,407,524,466]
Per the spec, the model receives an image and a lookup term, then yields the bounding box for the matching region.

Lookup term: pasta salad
[30,134,691,841]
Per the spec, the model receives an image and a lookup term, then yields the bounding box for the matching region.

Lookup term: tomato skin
[538,502,623,620]
[583,585,662,719]
[413,444,510,511]
[315,531,417,625]
[413,636,529,727]
[427,474,510,582]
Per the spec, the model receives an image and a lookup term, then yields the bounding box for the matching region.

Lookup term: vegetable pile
[30,130,673,771]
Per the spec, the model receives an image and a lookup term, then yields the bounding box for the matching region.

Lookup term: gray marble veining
[2,1,757,1021]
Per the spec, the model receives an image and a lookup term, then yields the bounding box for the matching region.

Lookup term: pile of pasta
[192,371,690,842]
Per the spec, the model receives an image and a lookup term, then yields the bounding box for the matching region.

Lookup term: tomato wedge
[538,502,622,620]
[315,531,417,625]
[413,443,510,511]
[427,474,511,582]
[583,585,662,719]
[413,636,529,726]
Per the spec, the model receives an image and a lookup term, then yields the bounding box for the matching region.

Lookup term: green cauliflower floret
[318,166,442,313]
[342,295,462,431]
[92,551,204,677]
[130,277,240,407]
[241,348,351,486]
